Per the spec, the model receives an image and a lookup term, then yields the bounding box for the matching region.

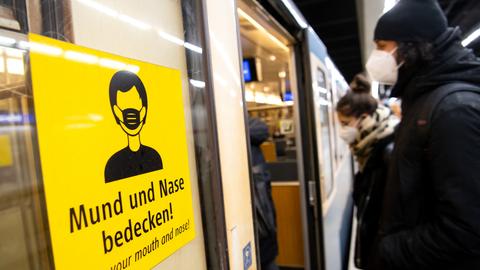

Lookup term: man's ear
[113,105,122,123]
[139,106,147,123]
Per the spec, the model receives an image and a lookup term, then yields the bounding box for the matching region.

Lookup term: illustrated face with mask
[366,40,404,85]
[337,113,363,144]
[113,86,147,136]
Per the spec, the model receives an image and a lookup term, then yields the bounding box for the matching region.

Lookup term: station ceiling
[293,0,362,82]
[293,0,480,82]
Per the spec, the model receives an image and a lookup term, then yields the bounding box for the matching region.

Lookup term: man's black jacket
[378,28,480,270]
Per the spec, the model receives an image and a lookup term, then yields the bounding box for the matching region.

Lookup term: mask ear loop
[352,116,364,130]
[389,46,405,69]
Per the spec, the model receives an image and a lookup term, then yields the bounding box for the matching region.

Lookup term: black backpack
[416,82,480,145]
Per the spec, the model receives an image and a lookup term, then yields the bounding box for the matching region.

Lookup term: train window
[310,55,336,210]
[0,30,51,269]
[333,79,349,162]
[0,1,25,31]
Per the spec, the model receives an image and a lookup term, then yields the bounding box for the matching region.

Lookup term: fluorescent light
[0,36,16,46]
[462,28,480,47]
[87,114,104,122]
[245,89,255,102]
[126,65,140,73]
[255,92,267,104]
[28,42,63,56]
[0,114,22,123]
[280,0,308,29]
[18,41,30,50]
[184,42,203,54]
[189,79,206,88]
[64,50,99,64]
[76,0,151,30]
[237,8,289,52]
[5,48,23,57]
[158,30,185,46]
[99,58,127,70]
[7,58,24,75]
[118,14,151,30]
[76,0,118,17]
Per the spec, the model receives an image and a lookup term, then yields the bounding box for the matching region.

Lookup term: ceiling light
[269,55,276,61]
[64,50,99,64]
[190,79,206,88]
[237,8,289,52]
[118,14,151,30]
[76,0,118,17]
[278,71,286,78]
[0,36,16,46]
[28,42,63,56]
[126,65,140,73]
[7,58,24,75]
[99,58,127,70]
[158,30,184,46]
[184,42,203,54]
[462,27,480,47]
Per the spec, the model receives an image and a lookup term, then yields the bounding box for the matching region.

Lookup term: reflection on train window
[0,0,27,32]
[311,58,336,208]
[316,69,334,199]
[333,79,349,163]
[0,43,52,269]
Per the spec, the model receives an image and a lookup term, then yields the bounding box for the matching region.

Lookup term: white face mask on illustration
[339,125,359,144]
[366,47,403,85]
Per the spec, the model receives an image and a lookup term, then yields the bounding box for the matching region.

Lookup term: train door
[236,1,308,269]
[301,28,355,270]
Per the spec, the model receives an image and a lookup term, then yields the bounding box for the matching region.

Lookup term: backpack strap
[416,82,480,147]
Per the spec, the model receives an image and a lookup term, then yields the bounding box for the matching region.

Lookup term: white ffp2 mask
[339,125,359,144]
[366,48,402,85]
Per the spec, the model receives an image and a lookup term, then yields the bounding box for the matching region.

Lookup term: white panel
[69,1,207,269]
[205,0,257,269]
[356,0,385,65]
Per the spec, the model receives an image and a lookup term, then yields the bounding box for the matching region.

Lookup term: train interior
[238,2,305,268]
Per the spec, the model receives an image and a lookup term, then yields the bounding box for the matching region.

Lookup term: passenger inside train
[0,0,479,270]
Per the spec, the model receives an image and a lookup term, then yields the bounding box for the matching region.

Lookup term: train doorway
[237,2,307,269]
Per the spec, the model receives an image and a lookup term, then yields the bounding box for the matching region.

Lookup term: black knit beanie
[374,0,448,42]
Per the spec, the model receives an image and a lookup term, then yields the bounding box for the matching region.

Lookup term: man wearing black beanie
[364,0,480,269]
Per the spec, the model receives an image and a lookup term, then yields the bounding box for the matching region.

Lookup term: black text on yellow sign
[29,34,196,269]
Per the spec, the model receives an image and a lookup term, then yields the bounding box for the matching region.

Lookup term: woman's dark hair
[397,41,434,68]
[336,73,378,117]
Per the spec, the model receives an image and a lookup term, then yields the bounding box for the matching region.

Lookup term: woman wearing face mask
[336,73,399,269]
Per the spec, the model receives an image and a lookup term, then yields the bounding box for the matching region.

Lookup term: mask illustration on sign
[366,47,402,85]
[121,108,143,129]
[113,105,146,134]
[105,71,163,183]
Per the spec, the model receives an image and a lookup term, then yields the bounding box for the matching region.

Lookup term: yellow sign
[29,34,196,269]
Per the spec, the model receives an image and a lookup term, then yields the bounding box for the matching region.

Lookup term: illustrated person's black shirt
[105,145,163,182]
